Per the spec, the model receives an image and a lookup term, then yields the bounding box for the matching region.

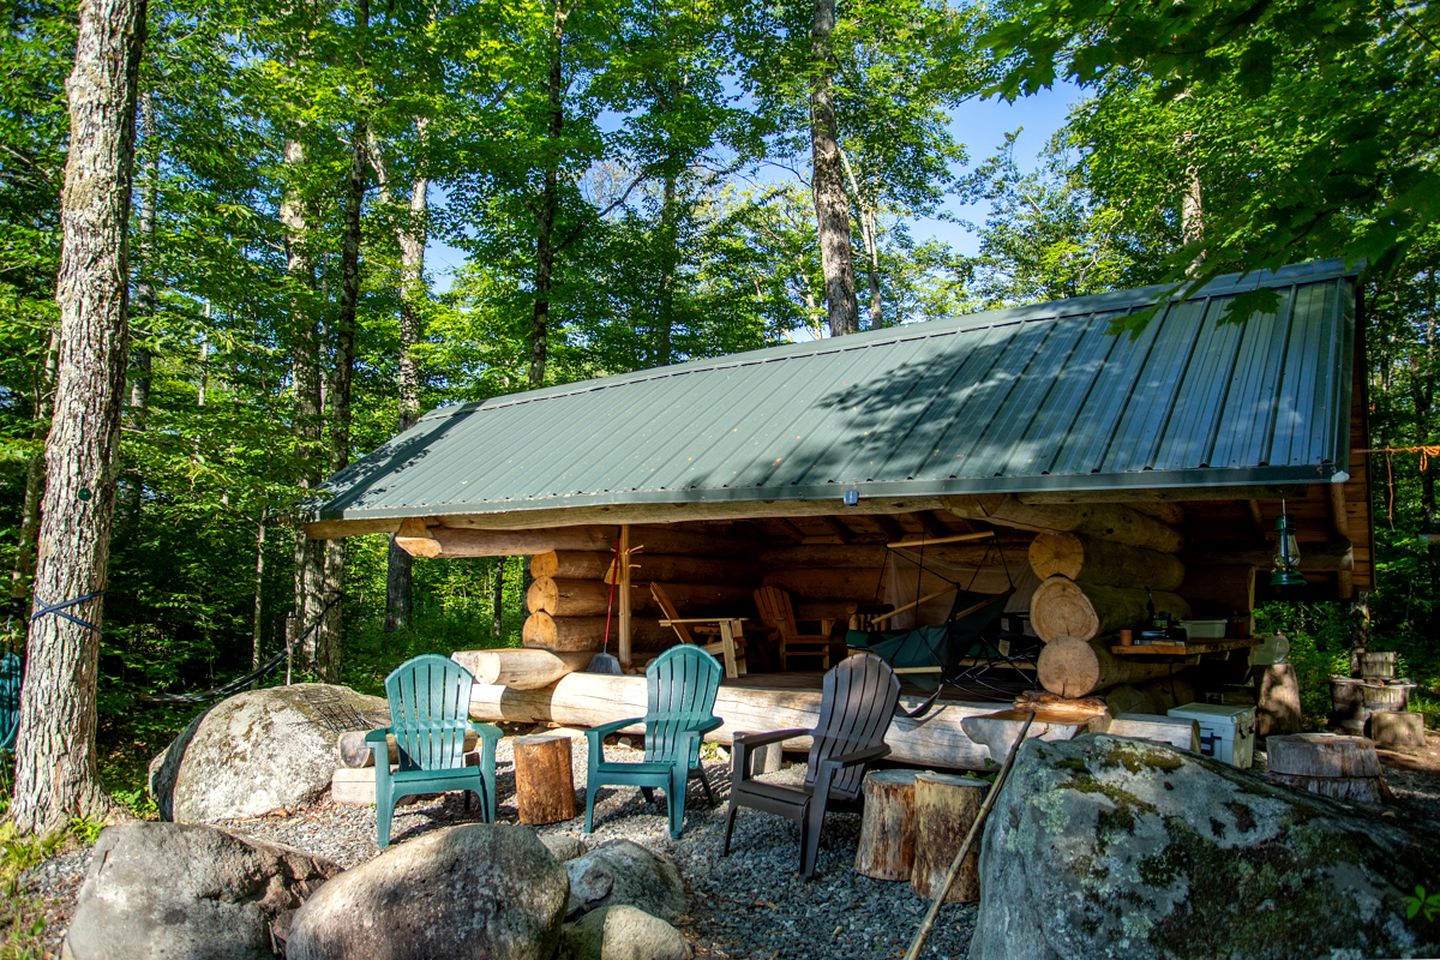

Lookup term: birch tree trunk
[12,0,146,835]
[839,147,881,329]
[809,0,859,338]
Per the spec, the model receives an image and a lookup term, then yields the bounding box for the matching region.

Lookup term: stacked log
[1017,521,1192,700]
[521,525,765,658]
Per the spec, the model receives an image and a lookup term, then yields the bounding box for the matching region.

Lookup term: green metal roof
[317,259,1359,524]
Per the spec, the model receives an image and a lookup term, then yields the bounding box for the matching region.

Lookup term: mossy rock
[969,734,1440,960]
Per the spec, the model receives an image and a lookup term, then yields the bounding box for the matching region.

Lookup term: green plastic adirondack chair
[0,651,20,754]
[584,644,723,839]
[367,654,502,848]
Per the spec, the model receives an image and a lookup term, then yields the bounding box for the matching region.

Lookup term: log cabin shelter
[307,258,1373,680]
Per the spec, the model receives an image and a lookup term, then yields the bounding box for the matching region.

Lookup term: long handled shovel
[903,708,1037,960]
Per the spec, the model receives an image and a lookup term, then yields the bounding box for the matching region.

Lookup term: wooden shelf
[1110,638,1261,656]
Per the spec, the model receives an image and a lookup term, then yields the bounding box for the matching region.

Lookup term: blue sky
[425,81,1083,290]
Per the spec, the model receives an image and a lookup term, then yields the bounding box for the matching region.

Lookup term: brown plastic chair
[753,585,832,670]
[721,653,902,878]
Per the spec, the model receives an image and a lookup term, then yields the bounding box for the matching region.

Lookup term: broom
[586,533,624,674]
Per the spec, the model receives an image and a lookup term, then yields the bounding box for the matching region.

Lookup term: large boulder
[286,824,568,960]
[969,734,1440,960]
[559,905,693,960]
[65,822,340,960]
[149,683,388,821]
[565,839,686,922]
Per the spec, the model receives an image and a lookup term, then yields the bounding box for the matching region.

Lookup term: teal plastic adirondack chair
[584,645,723,839]
[0,651,20,753]
[367,654,502,848]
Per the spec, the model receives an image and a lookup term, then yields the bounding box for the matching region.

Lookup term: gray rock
[149,683,388,821]
[543,834,589,863]
[565,839,686,922]
[286,824,568,960]
[559,905,693,960]
[969,734,1440,960]
[65,822,339,960]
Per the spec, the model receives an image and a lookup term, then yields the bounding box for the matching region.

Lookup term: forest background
[2,0,1439,819]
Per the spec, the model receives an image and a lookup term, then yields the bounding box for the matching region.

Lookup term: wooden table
[657,616,746,678]
[1109,638,1261,657]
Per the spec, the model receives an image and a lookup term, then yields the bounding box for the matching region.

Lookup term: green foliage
[1254,602,1351,724]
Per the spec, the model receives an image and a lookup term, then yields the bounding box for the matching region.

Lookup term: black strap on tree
[29,591,105,633]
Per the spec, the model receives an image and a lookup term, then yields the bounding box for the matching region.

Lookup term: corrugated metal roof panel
[317,259,1360,522]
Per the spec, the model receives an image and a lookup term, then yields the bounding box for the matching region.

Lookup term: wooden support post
[618,525,632,670]
[854,770,919,880]
[513,734,578,825]
[909,773,987,903]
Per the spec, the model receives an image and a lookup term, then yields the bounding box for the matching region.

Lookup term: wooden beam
[312,496,952,541]
[945,495,1183,553]
[465,674,1038,770]
[1247,500,1267,539]
[1016,486,1310,505]
[1327,483,1350,540]
[887,531,994,550]
[1182,539,1353,571]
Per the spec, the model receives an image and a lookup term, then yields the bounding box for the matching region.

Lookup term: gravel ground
[18,728,1440,960]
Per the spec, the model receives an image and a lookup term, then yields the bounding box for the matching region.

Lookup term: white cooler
[1166,703,1256,769]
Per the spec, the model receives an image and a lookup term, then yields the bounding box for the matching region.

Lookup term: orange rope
[1355,445,1440,520]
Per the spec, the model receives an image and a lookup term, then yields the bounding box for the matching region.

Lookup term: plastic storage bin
[1166,703,1256,769]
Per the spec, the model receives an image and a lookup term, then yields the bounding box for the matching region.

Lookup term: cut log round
[522,612,674,652]
[531,550,612,581]
[513,734,578,825]
[854,770,919,881]
[1037,636,1178,699]
[527,577,645,618]
[910,773,987,903]
[451,649,594,690]
[1266,771,1384,804]
[1265,733,1381,778]
[1028,533,1185,592]
[1029,576,1191,644]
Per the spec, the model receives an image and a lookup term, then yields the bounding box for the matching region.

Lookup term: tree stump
[854,770,919,880]
[1255,664,1302,738]
[910,772,988,903]
[1265,733,1386,804]
[514,734,577,825]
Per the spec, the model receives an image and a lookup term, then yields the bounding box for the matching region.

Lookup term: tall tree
[12,0,146,834]
[807,0,858,336]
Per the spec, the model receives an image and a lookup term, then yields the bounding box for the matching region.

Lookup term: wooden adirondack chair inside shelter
[366,654,502,847]
[0,651,20,754]
[650,581,747,678]
[722,653,902,878]
[584,644,724,838]
[754,585,834,670]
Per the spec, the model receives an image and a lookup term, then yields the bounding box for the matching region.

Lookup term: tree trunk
[808,0,858,338]
[838,147,881,329]
[12,0,146,835]
[492,557,506,642]
[315,105,368,681]
[251,514,266,668]
[382,119,428,634]
[121,88,158,525]
[284,128,326,674]
[530,0,568,391]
